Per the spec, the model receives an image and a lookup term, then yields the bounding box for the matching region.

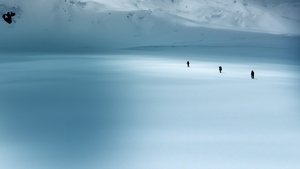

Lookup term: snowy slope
[0,1,299,169]
[0,53,299,169]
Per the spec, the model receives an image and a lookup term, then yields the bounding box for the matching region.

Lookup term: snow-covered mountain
[79,0,300,34]
[0,0,299,52]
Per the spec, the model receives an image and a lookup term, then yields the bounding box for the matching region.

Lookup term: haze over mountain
[0,0,299,52]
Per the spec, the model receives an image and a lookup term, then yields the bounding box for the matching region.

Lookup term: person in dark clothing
[187,61,190,68]
[251,70,255,79]
[2,12,15,24]
[219,66,222,73]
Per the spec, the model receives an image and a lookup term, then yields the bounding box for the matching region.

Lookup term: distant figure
[219,66,222,73]
[2,12,15,24]
[251,70,255,79]
[187,61,190,67]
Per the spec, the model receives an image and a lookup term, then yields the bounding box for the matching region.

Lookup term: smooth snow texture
[0,53,299,169]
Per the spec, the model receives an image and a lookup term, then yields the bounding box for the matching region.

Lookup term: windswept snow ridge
[83,0,300,34]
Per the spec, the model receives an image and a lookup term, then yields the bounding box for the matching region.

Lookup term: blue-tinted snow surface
[0,46,299,169]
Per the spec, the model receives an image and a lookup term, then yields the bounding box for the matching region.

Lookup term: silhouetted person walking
[219,66,222,73]
[2,12,15,24]
[251,70,255,79]
[187,61,190,68]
